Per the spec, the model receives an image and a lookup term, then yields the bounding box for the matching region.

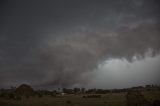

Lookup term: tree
[15,84,34,98]
[74,88,80,94]
[81,88,85,93]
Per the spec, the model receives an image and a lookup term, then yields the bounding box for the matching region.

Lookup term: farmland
[0,85,160,106]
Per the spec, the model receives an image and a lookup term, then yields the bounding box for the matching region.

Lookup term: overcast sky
[0,0,160,89]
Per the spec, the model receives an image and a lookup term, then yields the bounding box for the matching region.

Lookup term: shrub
[66,100,71,104]
[83,95,101,98]
[14,96,22,100]
[8,93,15,99]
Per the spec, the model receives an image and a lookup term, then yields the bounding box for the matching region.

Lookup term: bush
[50,93,56,97]
[38,93,43,98]
[83,95,101,98]
[14,96,22,100]
[66,100,71,104]
[82,95,86,98]
[8,93,15,99]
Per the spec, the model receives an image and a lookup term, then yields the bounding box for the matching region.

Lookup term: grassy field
[0,90,160,106]
[0,93,126,106]
[142,90,160,102]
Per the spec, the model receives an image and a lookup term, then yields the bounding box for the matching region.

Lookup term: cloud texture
[0,0,160,88]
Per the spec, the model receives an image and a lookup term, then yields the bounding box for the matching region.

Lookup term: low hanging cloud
[88,55,160,89]
[0,0,160,88]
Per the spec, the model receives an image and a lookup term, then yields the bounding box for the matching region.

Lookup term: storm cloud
[0,0,160,89]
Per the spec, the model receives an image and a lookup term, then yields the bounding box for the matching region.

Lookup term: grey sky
[0,0,160,89]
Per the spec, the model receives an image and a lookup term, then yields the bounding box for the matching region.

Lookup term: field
[0,90,160,106]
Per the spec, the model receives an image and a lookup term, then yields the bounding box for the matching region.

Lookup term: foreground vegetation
[0,84,160,106]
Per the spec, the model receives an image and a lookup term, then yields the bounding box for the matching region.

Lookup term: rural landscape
[0,84,160,106]
[1,0,160,106]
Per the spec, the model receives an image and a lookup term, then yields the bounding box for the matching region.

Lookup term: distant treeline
[54,84,159,94]
[0,84,160,100]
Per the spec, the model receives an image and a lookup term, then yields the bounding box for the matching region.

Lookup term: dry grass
[0,91,159,106]
[141,90,160,102]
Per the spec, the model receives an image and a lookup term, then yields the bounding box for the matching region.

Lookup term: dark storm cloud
[0,0,160,88]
